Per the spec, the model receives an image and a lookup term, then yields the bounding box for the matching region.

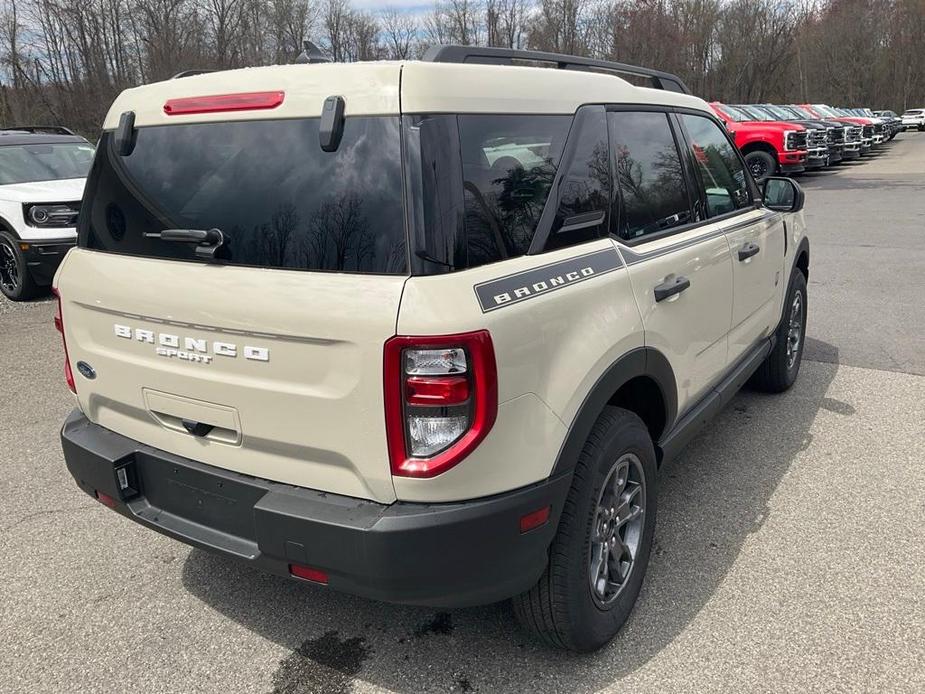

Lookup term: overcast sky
[351,1,432,10]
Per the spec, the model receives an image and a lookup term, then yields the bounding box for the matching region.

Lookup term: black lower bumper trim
[22,239,74,286]
[60,411,570,607]
[779,164,805,174]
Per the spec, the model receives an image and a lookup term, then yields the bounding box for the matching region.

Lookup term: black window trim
[526,104,610,256]
[605,103,764,249]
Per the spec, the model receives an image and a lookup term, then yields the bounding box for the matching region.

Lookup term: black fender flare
[793,235,810,279]
[550,346,677,476]
[0,215,18,239]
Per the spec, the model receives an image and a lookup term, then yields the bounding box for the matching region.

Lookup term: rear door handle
[738,242,760,262]
[654,275,691,302]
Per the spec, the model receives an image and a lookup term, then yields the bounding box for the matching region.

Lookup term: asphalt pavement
[1,135,923,693]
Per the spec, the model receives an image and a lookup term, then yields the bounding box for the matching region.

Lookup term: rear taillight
[384,331,497,478]
[52,288,76,394]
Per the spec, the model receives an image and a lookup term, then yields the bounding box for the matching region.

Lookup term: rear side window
[80,118,407,274]
[459,115,570,266]
[679,114,753,218]
[608,111,692,241]
[406,114,570,273]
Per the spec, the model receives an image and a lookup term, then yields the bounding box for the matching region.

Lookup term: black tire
[513,407,657,652]
[744,150,777,183]
[749,268,807,393]
[0,231,41,301]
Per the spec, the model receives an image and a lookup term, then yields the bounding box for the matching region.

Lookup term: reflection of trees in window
[615,141,690,237]
[464,159,556,263]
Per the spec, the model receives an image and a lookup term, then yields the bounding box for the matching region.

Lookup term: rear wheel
[744,150,777,182]
[0,231,40,301]
[513,407,657,652]
[750,268,807,393]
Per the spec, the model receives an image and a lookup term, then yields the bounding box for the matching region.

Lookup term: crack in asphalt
[0,504,97,535]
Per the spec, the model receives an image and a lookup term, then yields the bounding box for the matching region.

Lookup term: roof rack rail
[0,125,76,136]
[422,45,691,95]
[171,69,217,79]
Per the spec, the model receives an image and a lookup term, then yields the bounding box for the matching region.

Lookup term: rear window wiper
[144,228,224,259]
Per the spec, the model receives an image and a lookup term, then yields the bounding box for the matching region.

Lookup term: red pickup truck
[710,102,809,181]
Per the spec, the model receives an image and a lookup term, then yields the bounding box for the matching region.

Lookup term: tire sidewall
[0,231,26,300]
[561,412,658,651]
[744,151,776,182]
[778,269,808,387]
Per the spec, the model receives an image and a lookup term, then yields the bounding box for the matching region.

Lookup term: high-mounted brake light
[163,91,285,116]
[52,288,76,394]
[384,331,497,478]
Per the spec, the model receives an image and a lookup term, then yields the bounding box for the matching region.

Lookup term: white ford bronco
[0,127,94,301]
[55,46,809,652]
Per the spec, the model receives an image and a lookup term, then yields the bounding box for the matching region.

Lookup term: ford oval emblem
[76,361,97,380]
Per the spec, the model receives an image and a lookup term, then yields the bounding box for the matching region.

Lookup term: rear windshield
[79,118,407,274]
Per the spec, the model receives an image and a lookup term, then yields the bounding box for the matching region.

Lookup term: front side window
[680,114,753,218]
[0,142,95,185]
[608,111,692,241]
[80,117,407,274]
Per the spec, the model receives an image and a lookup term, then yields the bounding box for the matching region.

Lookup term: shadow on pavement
[181,344,841,694]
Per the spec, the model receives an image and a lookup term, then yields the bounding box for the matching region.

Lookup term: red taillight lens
[52,288,76,394]
[384,331,497,478]
[163,90,285,116]
[289,564,329,584]
[405,376,470,406]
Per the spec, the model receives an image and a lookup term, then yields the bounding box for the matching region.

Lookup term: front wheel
[744,150,777,183]
[513,407,657,652]
[0,231,41,301]
[749,268,808,393]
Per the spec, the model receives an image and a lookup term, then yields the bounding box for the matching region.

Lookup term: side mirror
[762,176,804,213]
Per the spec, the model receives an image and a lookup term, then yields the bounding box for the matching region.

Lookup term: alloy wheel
[588,453,646,608]
[786,290,804,369]
[749,158,770,181]
[0,238,20,295]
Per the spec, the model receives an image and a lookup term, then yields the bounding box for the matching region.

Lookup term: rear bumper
[21,238,74,286]
[60,410,570,608]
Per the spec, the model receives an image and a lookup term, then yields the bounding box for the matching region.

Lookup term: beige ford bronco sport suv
[55,46,809,652]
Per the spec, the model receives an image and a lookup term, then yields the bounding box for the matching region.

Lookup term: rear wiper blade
[144,228,224,259]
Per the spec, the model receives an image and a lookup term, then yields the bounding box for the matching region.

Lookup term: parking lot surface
[2,136,924,693]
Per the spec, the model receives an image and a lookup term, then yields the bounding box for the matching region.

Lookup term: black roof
[0,131,89,147]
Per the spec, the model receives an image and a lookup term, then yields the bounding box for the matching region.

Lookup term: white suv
[0,127,94,300]
[901,109,925,130]
[54,46,809,651]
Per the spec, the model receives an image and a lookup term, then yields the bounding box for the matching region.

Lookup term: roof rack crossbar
[422,45,691,95]
[0,125,76,136]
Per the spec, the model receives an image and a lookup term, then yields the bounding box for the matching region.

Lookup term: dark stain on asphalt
[820,397,856,416]
[415,612,454,637]
[271,631,369,694]
[457,676,473,691]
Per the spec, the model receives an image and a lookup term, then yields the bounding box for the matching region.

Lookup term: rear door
[608,109,734,415]
[676,112,784,364]
[57,114,408,503]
